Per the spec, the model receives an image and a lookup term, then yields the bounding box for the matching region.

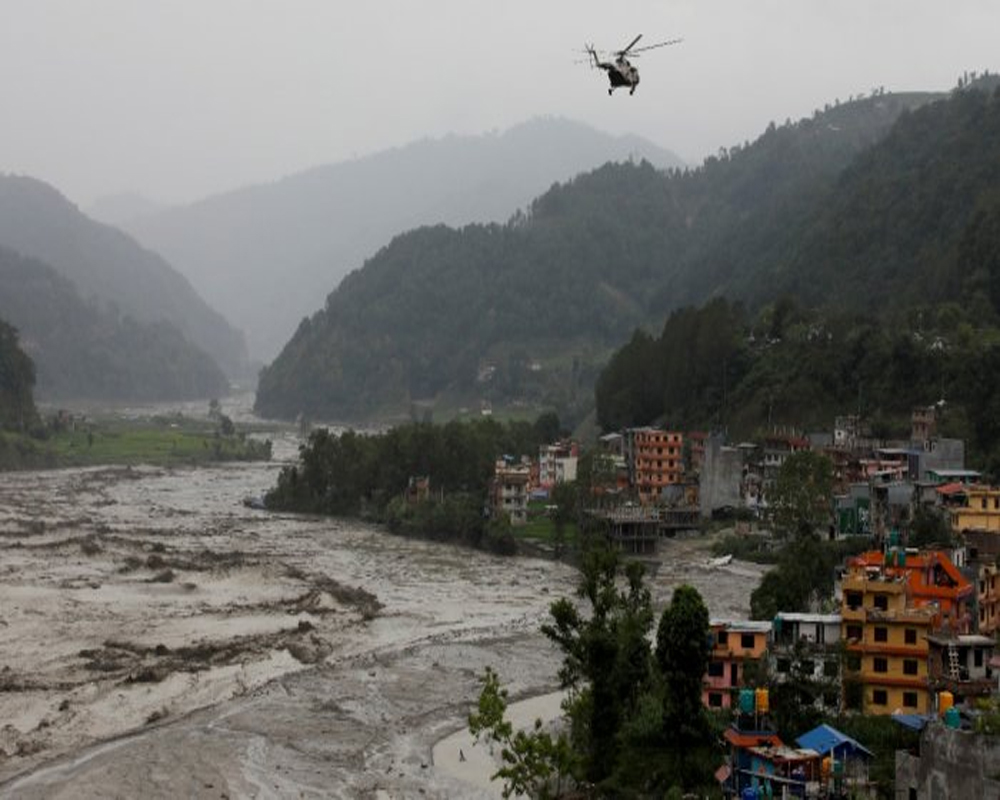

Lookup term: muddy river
[0,406,765,798]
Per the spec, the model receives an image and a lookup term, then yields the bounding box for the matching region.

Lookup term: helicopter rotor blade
[630,37,683,54]
[618,34,643,56]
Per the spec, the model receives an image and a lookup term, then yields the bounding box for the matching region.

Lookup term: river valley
[0,407,766,798]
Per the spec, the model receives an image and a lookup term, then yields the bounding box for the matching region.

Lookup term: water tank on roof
[755,687,770,713]
[939,690,954,715]
[739,688,755,714]
[944,706,960,729]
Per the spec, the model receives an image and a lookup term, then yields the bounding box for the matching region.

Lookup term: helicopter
[585,34,682,95]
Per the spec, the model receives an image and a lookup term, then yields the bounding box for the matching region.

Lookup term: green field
[515,498,579,546]
[0,416,272,470]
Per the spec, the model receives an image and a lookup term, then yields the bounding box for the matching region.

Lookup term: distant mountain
[0,246,229,401]
[121,117,684,360]
[254,89,950,424]
[0,175,248,378]
[86,192,166,226]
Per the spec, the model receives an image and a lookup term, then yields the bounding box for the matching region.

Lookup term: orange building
[703,620,771,709]
[627,427,684,505]
[849,550,974,633]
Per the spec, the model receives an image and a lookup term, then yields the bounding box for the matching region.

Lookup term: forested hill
[0,246,229,402]
[0,317,37,431]
[121,117,684,361]
[0,175,248,378]
[255,88,943,424]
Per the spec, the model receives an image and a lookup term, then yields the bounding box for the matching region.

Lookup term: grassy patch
[515,499,579,546]
[1,417,271,470]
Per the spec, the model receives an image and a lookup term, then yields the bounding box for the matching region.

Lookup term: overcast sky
[3,1,998,208]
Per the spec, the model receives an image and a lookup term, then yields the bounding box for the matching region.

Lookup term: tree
[468,667,576,799]
[541,549,655,787]
[769,450,834,538]
[655,585,711,738]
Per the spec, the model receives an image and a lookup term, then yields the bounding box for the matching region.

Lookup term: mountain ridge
[120,117,684,360]
[0,174,248,378]
[254,88,965,424]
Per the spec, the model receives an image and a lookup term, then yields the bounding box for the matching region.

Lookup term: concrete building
[699,433,743,519]
[771,613,842,710]
[537,441,578,489]
[489,457,530,526]
[896,722,1000,799]
[926,633,996,705]
[703,620,771,709]
[841,561,936,715]
[951,485,1000,533]
[625,427,684,505]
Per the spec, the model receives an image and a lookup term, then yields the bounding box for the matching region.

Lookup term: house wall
[896,724,1000,799]
[699,434,742,518]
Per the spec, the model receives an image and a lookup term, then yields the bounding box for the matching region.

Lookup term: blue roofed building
[795,723,873,794]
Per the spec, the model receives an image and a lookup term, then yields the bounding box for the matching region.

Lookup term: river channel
[0,403,765,798]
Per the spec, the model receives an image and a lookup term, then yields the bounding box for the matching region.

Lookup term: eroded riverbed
[0,426,765,797]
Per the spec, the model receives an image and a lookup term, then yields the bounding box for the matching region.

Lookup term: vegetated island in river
[0,409,272,470]
[264,414,579,556]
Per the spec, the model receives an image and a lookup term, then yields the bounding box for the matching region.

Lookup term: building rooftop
[711,619,773,632]
[774,612,841,624]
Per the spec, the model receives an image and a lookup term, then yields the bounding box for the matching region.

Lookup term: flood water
[0,402,765,798]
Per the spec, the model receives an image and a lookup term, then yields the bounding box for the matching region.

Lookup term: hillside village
[486,404,1000,797]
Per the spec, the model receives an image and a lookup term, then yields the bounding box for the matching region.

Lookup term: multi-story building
[849,550,974,633]
[841,561,936,715]
[625,427,684,505]
[951,485,1000,533]
[771,613,842,709]
[703,620,771,709]
[926,633,996,705]
[761,429,809,494]
[975,561,1000,636]
[537,441,578,489]
[489,458,530,526]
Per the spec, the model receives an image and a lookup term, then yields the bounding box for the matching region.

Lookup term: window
[872,689,888,706]
[741,633,755,649]
[822,691,839,708]
[824,660,839,677]
[903,691,918,708]
[847,654,861,672]
[873,594,889,611]
[905,628,917,645]
[717,631,728,646]
[708,661,724,677]
[801,659,816,675]
[846,625,863,642]
[874,627,888,643]
[874,657,888,673]
[903,659,918,676]
[776,658,790,674]
[845,591,863,610]
[975,648,984,668]
[708,692,723,708]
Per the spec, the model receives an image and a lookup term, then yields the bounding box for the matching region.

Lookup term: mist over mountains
[118,118,683,361]
[255,84,1000,425]
[0,175,248,380]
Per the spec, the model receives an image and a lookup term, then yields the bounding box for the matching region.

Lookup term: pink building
[703,620,772,709]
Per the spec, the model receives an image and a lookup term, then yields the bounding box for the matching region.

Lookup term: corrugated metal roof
[795,724,873,758]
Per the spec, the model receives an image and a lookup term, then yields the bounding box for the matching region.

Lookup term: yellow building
[951,486,1000,533]
[841,564,935,715]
